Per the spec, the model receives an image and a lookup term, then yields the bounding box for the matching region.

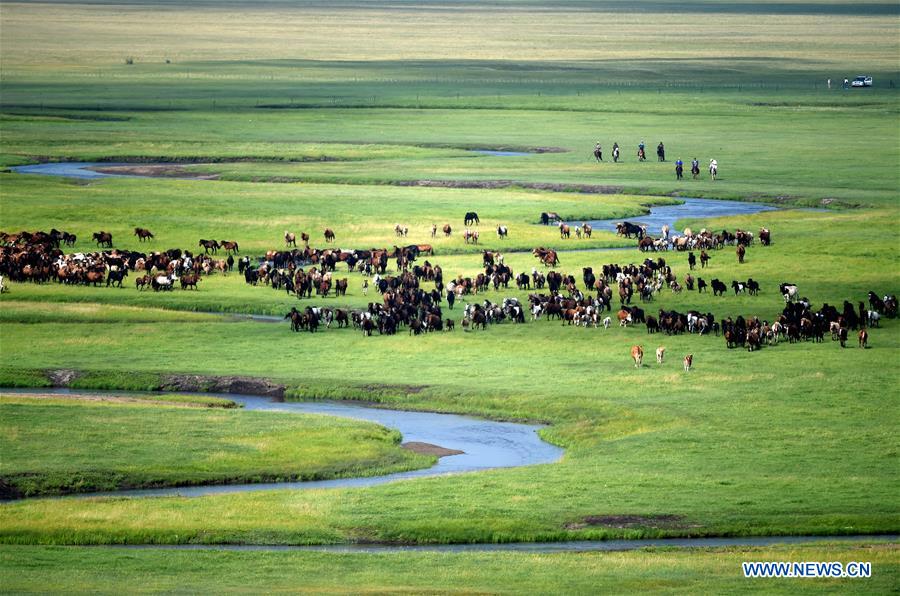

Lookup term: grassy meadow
[0,394,431,497]
[1,542,897,594]
[0,0,898,589]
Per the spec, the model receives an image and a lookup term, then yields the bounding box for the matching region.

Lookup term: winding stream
[13,161,781,237]
[2,388,563,499]
[10,162,211,180]
[572,197,776,237]
[3,394,893,552]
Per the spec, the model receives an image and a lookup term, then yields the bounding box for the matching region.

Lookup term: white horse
[709,159,718,180]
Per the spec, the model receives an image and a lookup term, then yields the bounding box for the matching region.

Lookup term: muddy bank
[401,442,465,458]
[565,514,701,531]
[90,165,219,179]
[390,179,623,193]
[42,369,286,399]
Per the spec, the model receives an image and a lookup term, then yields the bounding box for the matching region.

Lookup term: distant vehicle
[851,75,873,87]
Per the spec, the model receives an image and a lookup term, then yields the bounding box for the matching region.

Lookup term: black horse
[464,211,480,226]
[617,221,644,239]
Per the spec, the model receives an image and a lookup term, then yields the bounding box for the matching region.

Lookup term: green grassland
[1,209,898,545]
[0,0,898,588]
[0,395,432,497]
[1,542,897,594]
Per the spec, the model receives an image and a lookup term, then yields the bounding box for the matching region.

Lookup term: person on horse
[612,142,620,162]
[594,142,603,162]
[691,158,700,179]
[675,158,684,180]
[657,142,665,162]
[638,140,646,161]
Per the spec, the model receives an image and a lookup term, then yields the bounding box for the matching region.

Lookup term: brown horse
[324,228,335,243]
[220,240,240,254]
[558,223,571,239]
[285,231,297,247]
[92,231,113,248]
[443,224,452,237]
[134,227,154,242]
[180,273,200,290]
[300,232,310,246]
[736,244,746,264]
[135,275,150,290]
[631,345,644,368]
[532,247,559,266]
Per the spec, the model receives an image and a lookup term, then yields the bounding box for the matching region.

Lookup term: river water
[1,388,563,499]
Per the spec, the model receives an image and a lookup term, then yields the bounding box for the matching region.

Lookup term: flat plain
[0,0,898,592]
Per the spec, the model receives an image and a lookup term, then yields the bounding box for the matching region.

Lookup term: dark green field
[1,0,898,591]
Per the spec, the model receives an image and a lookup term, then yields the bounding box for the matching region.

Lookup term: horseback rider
[657,142,665,162]
[675,158,684,180]
[594,142,603,162]
[691,158,700,179]
[612,142,620,162]
[638,139,646,161]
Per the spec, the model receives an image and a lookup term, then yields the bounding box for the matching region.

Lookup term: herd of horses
[2,219,895,366]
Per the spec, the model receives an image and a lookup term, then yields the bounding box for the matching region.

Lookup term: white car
[851,76,873,87]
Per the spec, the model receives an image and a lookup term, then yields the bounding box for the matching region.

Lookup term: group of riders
[593,140,718,180]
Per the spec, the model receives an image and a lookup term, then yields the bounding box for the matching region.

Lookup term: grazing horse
[394,224,408,237]
[683,354,693,372]
[631,345,644,368]
[858,328,868,348]
[92,231,113,248]
[220,240,240,254]
[558,223,571,239]
[656,346,665,364]
[285,231,297,247]
[497,225,508,239]
[134,227,154,242]
[464,212,480,226]
[324,228,335,243]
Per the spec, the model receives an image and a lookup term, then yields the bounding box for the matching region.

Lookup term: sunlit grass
[0,395,431,497]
